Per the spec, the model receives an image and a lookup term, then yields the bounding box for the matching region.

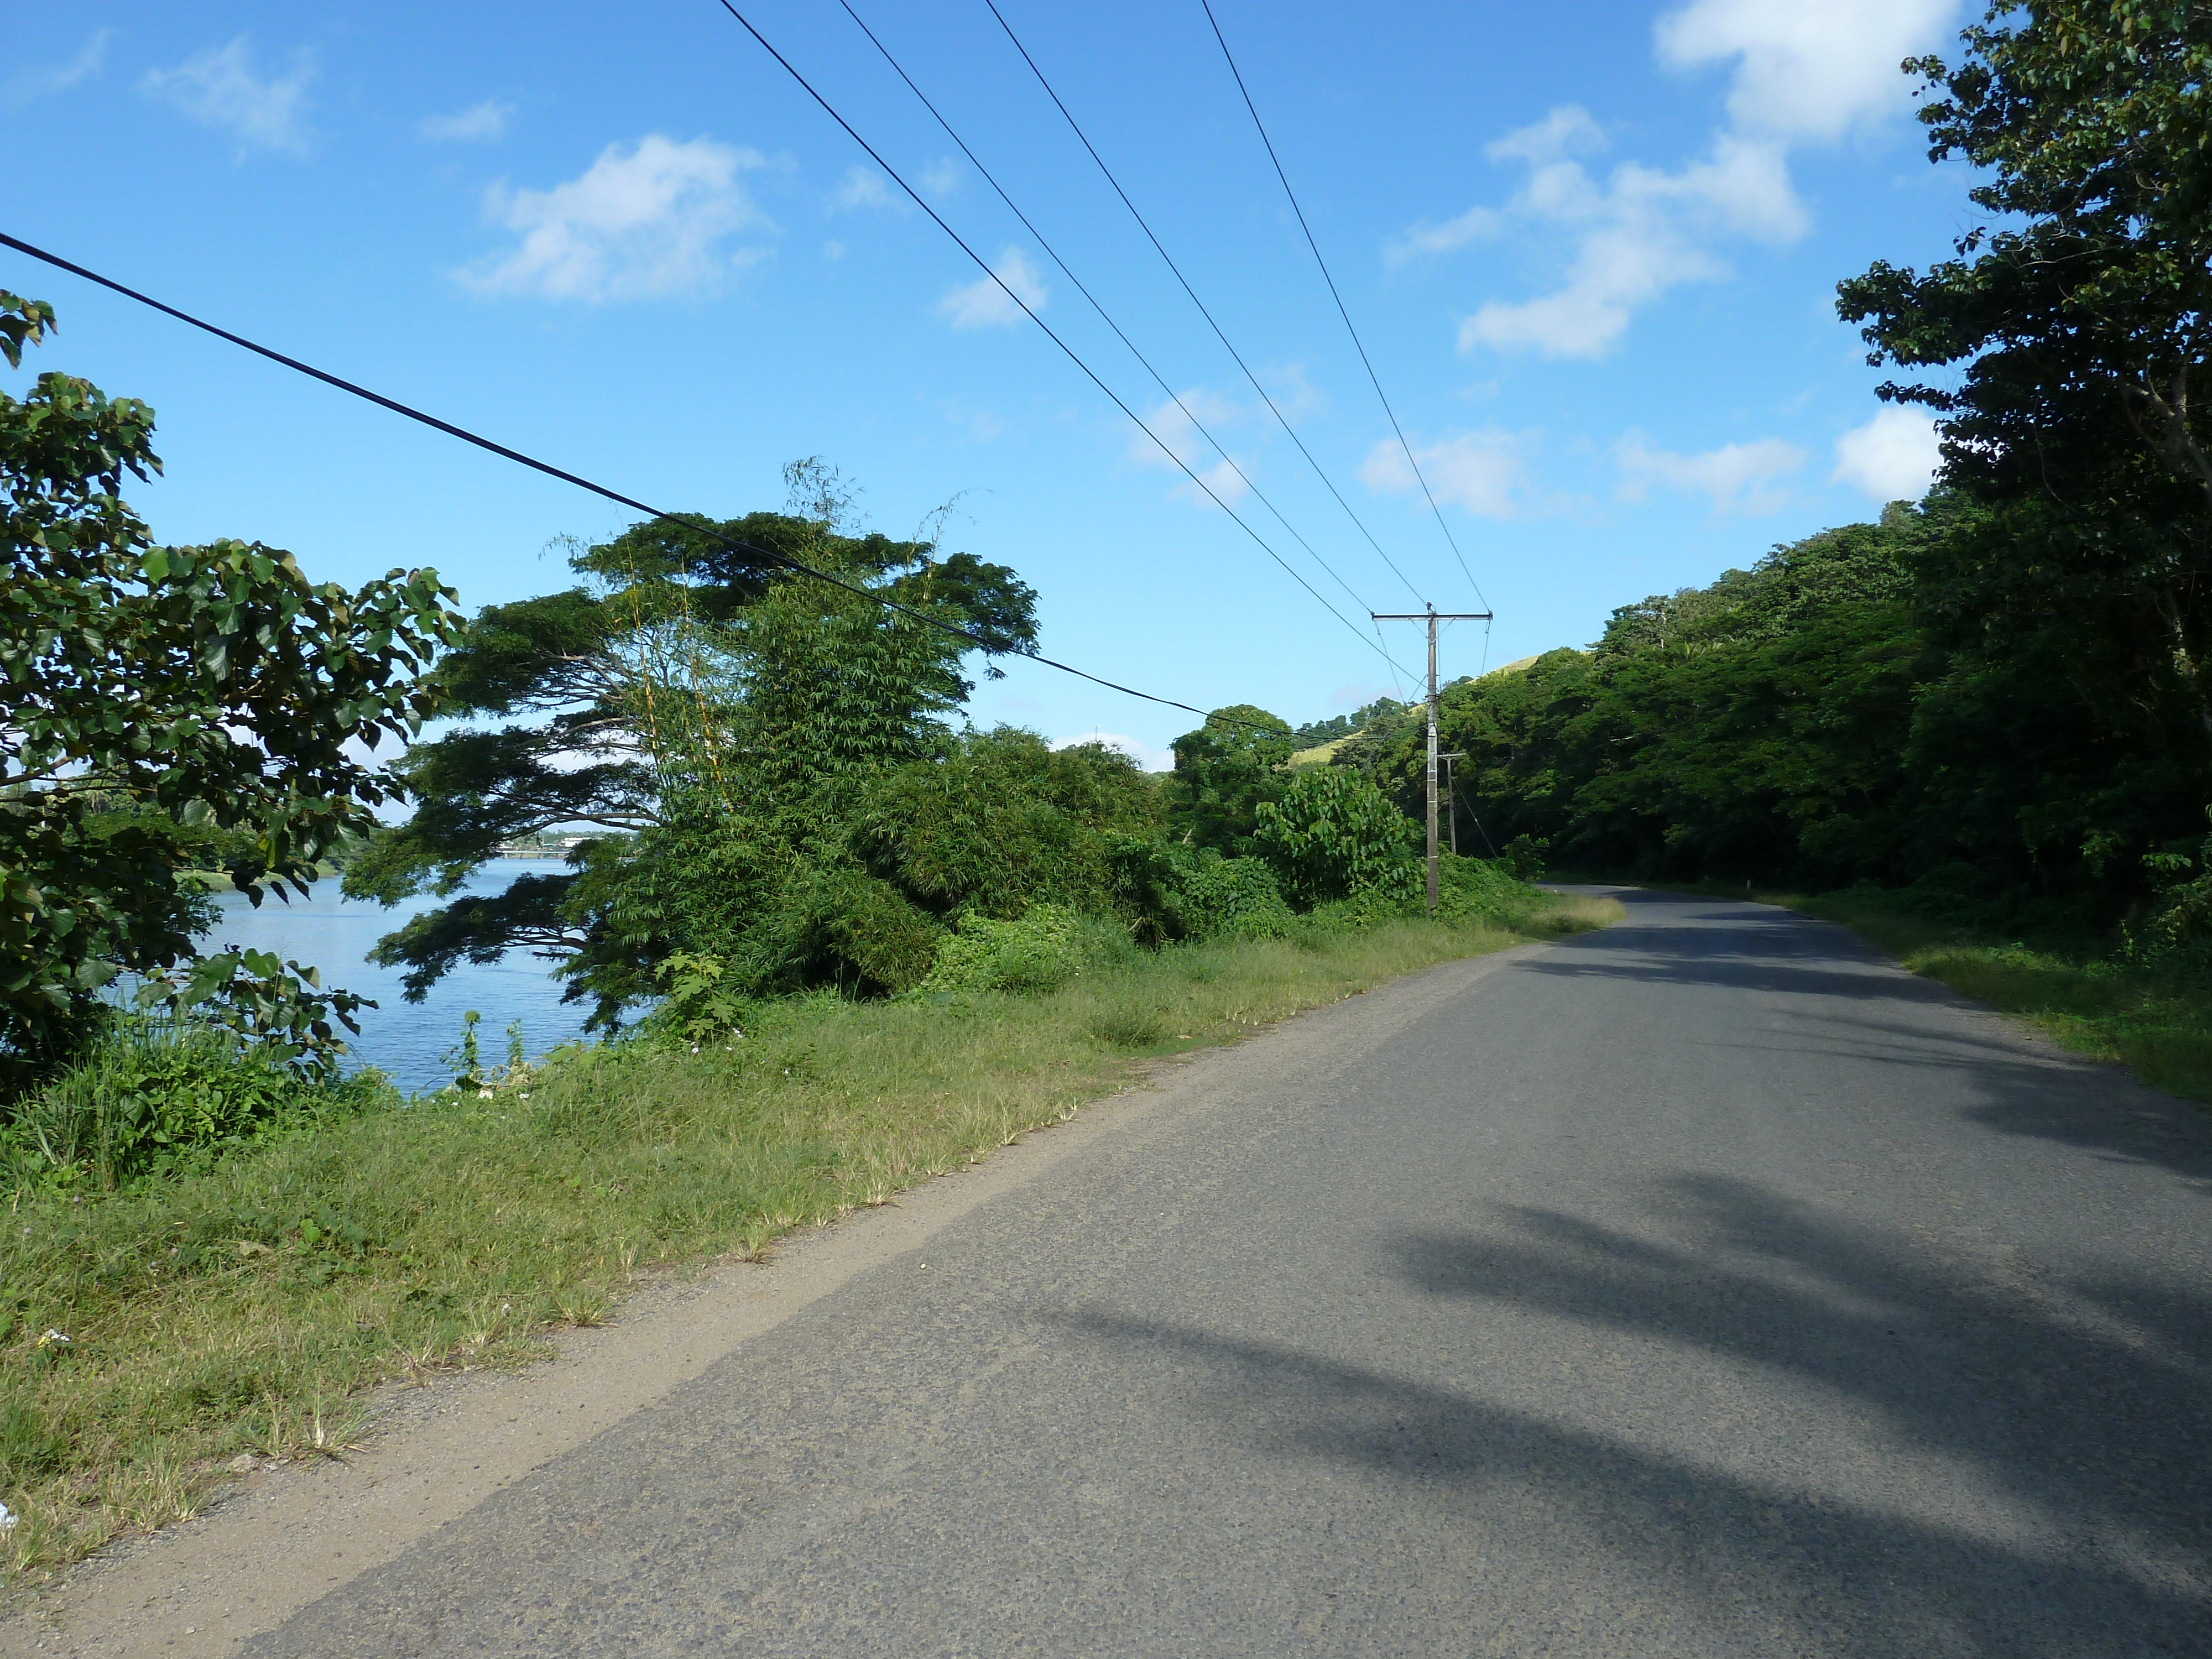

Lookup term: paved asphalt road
[246,891,2212,1656]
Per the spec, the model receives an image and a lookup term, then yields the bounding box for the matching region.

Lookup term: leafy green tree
[0,295,461,1092]
[1839,1,2212,737]
[1253,766,1419,906]
[855,728,1162,920]
[351,465,1045,1017]
[1162,706,1294,854]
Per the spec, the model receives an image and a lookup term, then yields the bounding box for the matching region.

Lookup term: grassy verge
[1556,870,2212,1107]
[0,898,1615,1577]
[1794,890,2212,1105]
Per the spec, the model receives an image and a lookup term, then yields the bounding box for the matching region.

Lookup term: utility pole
[1440,752,1466,856]
[1374,606,1493,915]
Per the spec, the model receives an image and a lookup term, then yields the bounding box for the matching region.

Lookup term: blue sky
[4,1,1973,768]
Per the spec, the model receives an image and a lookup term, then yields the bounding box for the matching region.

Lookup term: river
[198,863,597,1097]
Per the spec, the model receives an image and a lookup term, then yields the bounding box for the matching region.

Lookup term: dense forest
[1339,491,2208,930]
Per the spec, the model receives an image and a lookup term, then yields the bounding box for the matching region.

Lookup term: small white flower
[36,1329,67,1348]
[477,1088,494,1099]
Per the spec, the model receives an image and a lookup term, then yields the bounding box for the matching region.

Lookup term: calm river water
[199,863,596,1096]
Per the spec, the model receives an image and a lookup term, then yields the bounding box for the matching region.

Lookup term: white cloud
[831,166,899,212]
[1656,0,1960,143]
[1486,103,1608,165]
[142,37,313,156]
[938,248,1047,329]
[1386,205,1500,269]
[1261,363,1325,424]
[458,135,774,304]
[1616,431,1806,514]
[1410,1,1959,358]
[1129,388,1253,505]
[420,98,513,143]
[919,158,961,198]
[1361,432,1528,519]
[4,29,111,103]
[1457,121,1804,359]
[1052,733,1174,773]
[1831,405,1941,500]
[941,400,1004,442]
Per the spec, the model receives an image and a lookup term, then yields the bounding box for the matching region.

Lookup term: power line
[1197,0,1490,613]
[0,229,1285,736]
[707,0,1411,684]
[832,0,1404,680]
[978,0,1432,613]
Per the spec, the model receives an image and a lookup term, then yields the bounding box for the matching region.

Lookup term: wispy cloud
[1362,431,1531,520]
[1386,204,1500,269]
[919,157,961,198]
[1400,1,1959,358]
[938,248,1047,329]
[141,36,314,156]
[1129,384,1308,508]
[420,98,513,143]
[1616,431,1805,514]
[830,166,900,212]
[1831,405,1940,501]
[458,135,774,304]
[4,28,112,105]
[1455,111,1803,359]
[1260,363,1326,424]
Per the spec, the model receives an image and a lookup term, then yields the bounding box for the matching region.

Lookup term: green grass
[1553,870,2212,1108]
[0,896,1616,1577]
[1793,891,2212,1105]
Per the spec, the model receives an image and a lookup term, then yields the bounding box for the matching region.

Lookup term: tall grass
[1793,891,2212,1105]
[0,898,1611,1575]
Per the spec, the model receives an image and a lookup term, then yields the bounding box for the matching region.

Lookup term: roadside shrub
[1434,852,1541,923]
[922,904,1133,995]
[1495,834,1550,881]
[1294,852,1548,934]
[1170,855,1297,940]
[857,728,1164,920]
[0,1018,320,1188]
[649,952,752,1045]
[758,865,945,995]
[2122,812,2212,971]
[1254,767,1421,907]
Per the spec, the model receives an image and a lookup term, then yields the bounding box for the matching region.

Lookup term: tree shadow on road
[1521,902,2212,1185]
[1517,928,1958,1006]
[1055,1173,2212,1655]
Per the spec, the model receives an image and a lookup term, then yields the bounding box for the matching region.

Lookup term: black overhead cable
[1198,0,1491,612]
[0,229,1285,737]
[708,0,1412,682]
[833,0,1406,682]
[977,0,1432,613]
